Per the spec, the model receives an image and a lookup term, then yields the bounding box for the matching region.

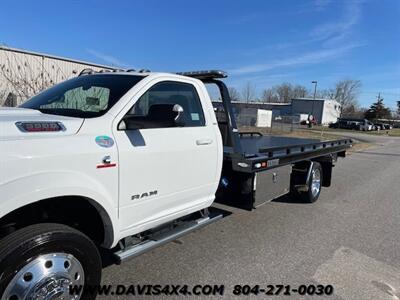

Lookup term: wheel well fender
[0,172,118,248]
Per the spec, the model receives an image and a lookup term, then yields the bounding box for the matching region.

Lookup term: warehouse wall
[291,99,325,124]
[212,99,341,125]
[0,47,112,106]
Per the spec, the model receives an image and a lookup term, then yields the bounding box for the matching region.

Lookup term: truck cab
[110,74,223,236]
[1,71,223,246]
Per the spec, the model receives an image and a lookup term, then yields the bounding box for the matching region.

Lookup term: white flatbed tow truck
[0,70,351,299]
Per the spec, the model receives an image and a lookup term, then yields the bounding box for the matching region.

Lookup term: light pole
[311,81,318,122]
[312,80,318,100]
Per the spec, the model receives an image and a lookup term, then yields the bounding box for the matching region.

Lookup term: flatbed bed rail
[224,138,352,173]
[258,138,352,158]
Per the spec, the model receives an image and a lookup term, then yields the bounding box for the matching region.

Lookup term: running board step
[114,211,224,263]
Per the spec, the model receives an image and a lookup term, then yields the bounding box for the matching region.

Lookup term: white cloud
[229,43,364,75]
[310,1,361,44]
[227,1,365,76]
[230,1,363,60]
[86,49,129,67]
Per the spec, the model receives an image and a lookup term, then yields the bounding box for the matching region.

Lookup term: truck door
[113,80,220,233]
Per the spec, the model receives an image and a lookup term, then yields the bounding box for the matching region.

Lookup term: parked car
[329,118,375,131]
[371,123,393,130]
[329,119,358,130]
[358,120,374,131]
[375,123,392,130]
[371,124,379,130]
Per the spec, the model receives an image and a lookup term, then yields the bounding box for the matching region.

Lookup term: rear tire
[0,223,102,300]
[300,162,323,203]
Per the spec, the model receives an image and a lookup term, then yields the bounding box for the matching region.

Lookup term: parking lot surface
[101,133,400,300]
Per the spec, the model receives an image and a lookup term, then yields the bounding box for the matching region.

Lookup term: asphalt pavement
[101,132,400,300]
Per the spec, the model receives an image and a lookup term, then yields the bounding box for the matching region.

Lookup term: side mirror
[173,104,185,127]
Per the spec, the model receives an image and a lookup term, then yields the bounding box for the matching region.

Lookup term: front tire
[0,223,102,300]
[300,162,323,203]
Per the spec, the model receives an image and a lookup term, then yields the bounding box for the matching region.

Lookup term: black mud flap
[215,165,255,211]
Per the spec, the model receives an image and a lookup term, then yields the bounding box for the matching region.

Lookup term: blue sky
[1,0,399,108]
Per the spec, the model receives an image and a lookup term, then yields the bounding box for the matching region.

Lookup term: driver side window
[125,81,205,129]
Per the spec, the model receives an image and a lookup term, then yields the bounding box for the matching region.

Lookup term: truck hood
[0,108,84,140]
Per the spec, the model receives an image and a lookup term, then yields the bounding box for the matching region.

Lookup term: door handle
[196,139,213,145]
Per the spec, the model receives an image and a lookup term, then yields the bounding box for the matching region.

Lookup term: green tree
[364,98,391,120]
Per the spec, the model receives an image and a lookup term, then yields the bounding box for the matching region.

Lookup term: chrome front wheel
[0,224,102,300]
[3,253,85,300]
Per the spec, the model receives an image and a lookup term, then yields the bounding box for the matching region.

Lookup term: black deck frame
[179,70,352,173]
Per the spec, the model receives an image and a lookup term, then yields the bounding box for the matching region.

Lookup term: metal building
[212,97,341,126]
[0,46,114,106]
[291,98,341,124]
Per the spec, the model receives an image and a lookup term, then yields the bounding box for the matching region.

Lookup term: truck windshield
[20,74,145,118]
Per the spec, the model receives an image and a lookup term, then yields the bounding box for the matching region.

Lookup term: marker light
[237,162,249,168]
